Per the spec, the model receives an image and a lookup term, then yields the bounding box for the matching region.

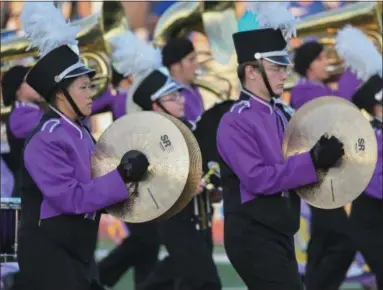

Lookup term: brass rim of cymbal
[156,112,203,221]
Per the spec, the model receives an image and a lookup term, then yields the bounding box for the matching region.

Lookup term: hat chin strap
[256,59,277,98]
[61,87,86,119]
[155,100,173,117]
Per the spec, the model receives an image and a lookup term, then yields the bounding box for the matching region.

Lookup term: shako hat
[20,1,95,101]
[233,2,298,66]
[109,31,183,113]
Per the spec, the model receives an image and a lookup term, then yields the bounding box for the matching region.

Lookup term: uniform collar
[49,105,84,139]
[14,101,40,110]
[241,88,273,114]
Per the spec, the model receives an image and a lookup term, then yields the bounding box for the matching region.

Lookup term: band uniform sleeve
[290,85,331,110]
[91,89,114,115]
[335,69,361,101]
[217,115,318,196]
[9,108,43,139]
[24,131,129,214]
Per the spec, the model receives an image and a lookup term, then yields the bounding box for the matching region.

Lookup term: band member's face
[177,51,198,84]
[262,60,289,96]
[157,91,185,118]
[308,50,329,81]
[66,75,93,116]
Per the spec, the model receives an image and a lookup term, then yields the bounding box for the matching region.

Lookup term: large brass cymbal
[282,96,378,209]
[157,113,203,220]
[91,111,199,223]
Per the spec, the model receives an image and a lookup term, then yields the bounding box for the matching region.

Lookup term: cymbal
[157,113,203,220]
[91,111,200,223]
[282,96,378,209]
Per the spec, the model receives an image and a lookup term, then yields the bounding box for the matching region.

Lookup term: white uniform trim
[49,105,83,139]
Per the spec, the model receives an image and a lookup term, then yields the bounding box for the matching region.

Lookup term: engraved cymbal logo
[159,135,174,152]
[355,138,365,153]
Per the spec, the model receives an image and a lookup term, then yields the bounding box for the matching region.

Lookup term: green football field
[96,241,364,290]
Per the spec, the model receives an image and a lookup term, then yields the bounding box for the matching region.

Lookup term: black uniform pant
[98,222,160,288]
[305,206,355,290]
[224,214,303,290]
[349,194,383,290]
[17,228,105,290]
[137,209,221,290]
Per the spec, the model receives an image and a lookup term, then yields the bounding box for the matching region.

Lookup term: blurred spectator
[288,1,326,18]
[151,1,176,16]
[322,1,347,10]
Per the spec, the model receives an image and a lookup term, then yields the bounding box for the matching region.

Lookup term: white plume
[20,1,80,57]
[109,31,162,77]
[336,25,382,82]
[247,2,299,41]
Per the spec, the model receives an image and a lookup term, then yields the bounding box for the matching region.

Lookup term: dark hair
[237,61,259,85]
[294,41,324,77]
[48,77,77,105]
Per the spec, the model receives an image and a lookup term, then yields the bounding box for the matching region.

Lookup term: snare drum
[0,198,21,262]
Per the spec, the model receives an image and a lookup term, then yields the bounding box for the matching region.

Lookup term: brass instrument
[154,1,382,103]
[153,2,240,110]
[1,1,128,114]
[285,1,383,90]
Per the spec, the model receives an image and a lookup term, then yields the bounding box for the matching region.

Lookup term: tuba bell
[154,1,382,104]
[285,1,382,90]
[153,1,240,110]
[1,1,128,114]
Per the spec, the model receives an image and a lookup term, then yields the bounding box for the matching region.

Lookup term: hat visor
[264,55,292,66]
[64,66,96,80]
[151,79,184,102]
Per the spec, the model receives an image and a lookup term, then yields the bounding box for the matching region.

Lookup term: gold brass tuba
[285,1,383,90]
[153,1,240,110]
[154,1,382,103]
[1,1,128,113]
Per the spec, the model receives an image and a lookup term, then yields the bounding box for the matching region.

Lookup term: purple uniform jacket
[290,70,360,110]
[9,101,43,138]
[181,85,204,122]
[91,88,128,120]
[217,89,318,203]
[365,124,382,199]
[23,106,129,219]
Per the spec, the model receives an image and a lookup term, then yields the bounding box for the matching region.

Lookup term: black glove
[117,150,149,183]
[310,135,345,170]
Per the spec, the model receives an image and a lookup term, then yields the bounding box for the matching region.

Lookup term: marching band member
[337,25,383,289]
[290,40,360,110]
[18,3,149,290]
[301,25,382,290]
[112,30,221,290]
[216,3,344,290]
[162,37,204,122]
[291,42,360,290]
[350,74,383,289]
[1,65,44,196]
[96,35,160,290]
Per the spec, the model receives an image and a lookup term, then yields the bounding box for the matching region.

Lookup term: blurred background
[0,1,358,39]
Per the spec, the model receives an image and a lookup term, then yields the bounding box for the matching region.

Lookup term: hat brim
[64,66,96,80]
[152,79,184,102]
[265,55,292,66]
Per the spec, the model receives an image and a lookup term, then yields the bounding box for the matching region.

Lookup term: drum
[0,198,21,262]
